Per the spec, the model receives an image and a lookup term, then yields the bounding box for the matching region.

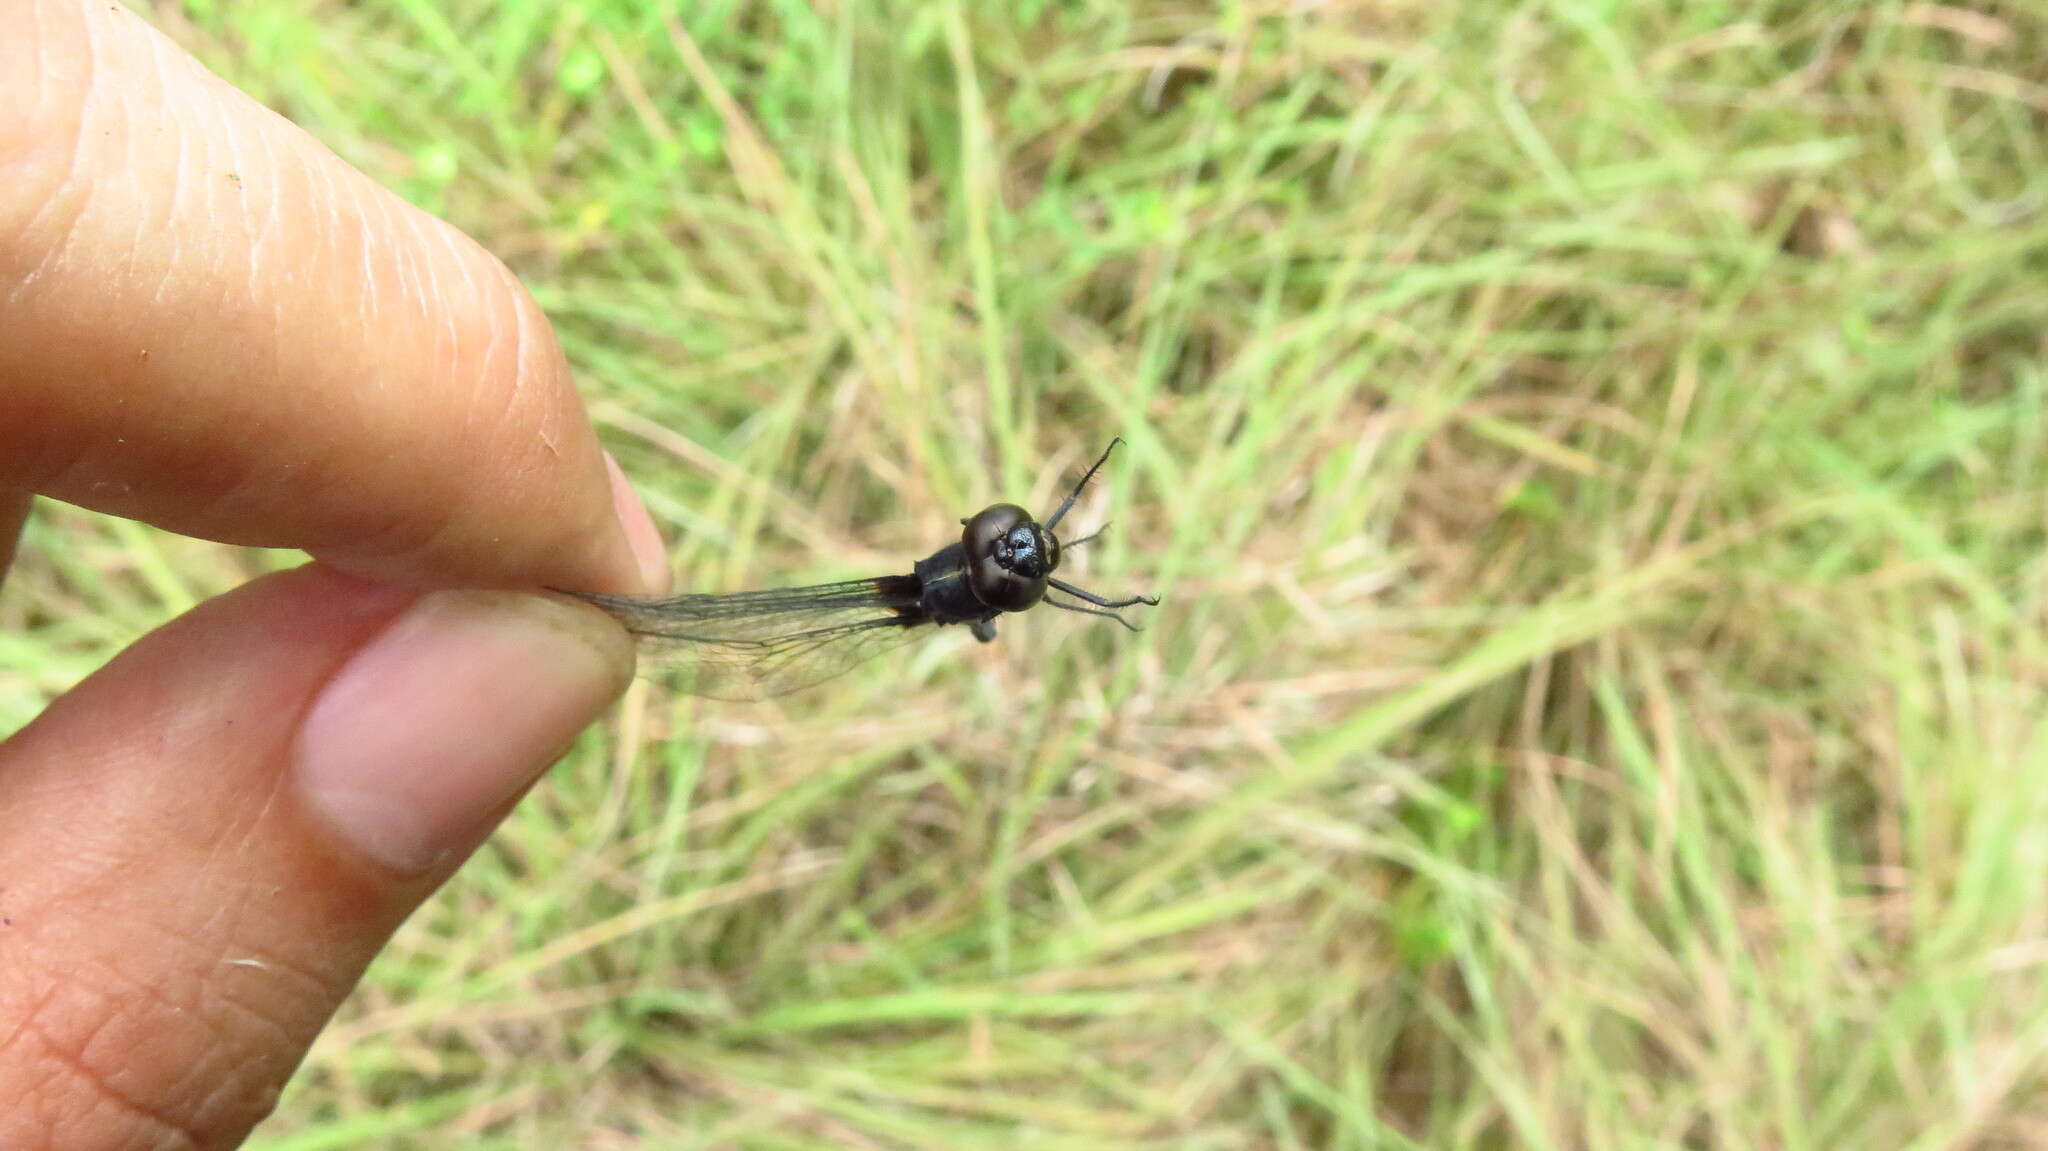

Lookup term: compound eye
[968,552,1045,611]
[962,504,1028,561]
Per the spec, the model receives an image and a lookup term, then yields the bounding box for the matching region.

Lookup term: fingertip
[604,452,670,595]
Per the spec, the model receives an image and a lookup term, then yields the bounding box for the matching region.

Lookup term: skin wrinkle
[17,1043,206,1151]
[354,174,383,335]
[121,994,260,1145]
[184,953,334,1127]
[425,219,531,479]
[0,964,58,1060]
[385,193,427,391]
[12,968,208,1151]
[386,202,426,378]
[409,206,461,415]
[376,205,408,353]
[483,264,544,464]
[195,982,300,1069]
[187,774,277,927]
[0,8,90,303]
[128,16,170,307]
[145,90,195,316]
[491,246,576,468]
[3,140,91,316]
[494,256,545,443]
[347,215,537,563]
[316,147,365,342]
[435,226,469,395]
[126,8,180,312]
[201,733,297,886]
[441,236,492,418]
[0,823,136,911]
[46,4,94,250]
[488,260,528,449]
[246,78,288,335]
[455,226,509,430]
[166,914,315,1074]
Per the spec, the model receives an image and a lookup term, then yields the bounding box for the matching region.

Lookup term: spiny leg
[1047,576,1158,609]
[1045,597,1144,632]
[1042,437,1124,532]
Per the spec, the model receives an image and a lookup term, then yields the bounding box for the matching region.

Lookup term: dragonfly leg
[970,618,999,642]
[1047,576,1159,610]
[1045,597,1144,632]
[1042,437,1124,532]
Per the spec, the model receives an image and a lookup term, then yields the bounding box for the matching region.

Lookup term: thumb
[0,566,633,1149]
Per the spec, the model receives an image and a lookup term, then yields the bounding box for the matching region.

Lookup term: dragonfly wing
[631,615,927,700]
[571,577,930,700]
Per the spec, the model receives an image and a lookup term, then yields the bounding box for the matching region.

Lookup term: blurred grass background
[4,0,2048,1146]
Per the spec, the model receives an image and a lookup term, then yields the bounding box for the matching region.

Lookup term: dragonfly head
[961,503,1058,611]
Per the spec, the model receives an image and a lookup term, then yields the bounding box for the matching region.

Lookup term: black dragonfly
[573,439,1158,699]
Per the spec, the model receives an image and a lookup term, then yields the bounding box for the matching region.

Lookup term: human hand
[0,3,668,1146]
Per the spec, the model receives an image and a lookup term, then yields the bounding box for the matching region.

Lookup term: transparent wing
[571,577,930,701]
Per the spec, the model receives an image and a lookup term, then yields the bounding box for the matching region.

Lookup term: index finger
[0,0,658,595]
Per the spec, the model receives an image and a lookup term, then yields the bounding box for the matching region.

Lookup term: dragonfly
[572,439,1158,700]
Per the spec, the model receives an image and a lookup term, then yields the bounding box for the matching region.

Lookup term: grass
[5,0,2048,1145]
